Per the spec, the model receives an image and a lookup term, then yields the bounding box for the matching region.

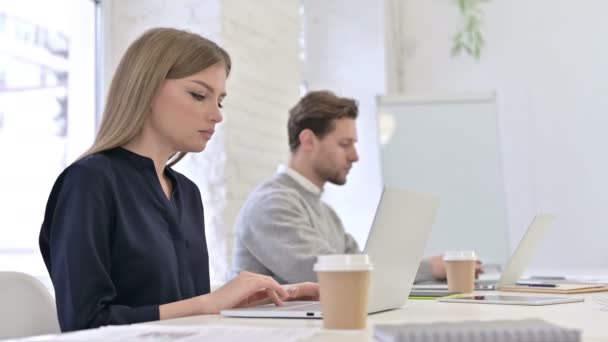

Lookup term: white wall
[303,0,385,247]
[103,0,300,284]
[395,0,608,270]
[220,0,301,281]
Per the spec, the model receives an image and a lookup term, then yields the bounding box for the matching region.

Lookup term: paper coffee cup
[314,254,373,330]
[443,251,477,293]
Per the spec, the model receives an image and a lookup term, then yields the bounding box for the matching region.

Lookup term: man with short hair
[232,90,469,284]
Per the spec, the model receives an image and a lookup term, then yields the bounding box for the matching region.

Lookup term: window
[0,13,6,34]
[0,0,99,285]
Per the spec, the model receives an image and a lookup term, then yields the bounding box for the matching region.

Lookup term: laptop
[221,186,440,318]
[412,214,555,292]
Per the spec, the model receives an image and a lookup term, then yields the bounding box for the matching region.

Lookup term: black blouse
[39,147,210,331]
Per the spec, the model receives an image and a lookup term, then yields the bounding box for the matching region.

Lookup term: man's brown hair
[287,90,358,152]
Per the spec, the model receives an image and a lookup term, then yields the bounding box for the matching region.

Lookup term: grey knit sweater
[232,171,433,284]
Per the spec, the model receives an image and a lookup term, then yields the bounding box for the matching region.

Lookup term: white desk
[147,291,608,342]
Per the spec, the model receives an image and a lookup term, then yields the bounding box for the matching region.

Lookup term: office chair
[0,271,60,339]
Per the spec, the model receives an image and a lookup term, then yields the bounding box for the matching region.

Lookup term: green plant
[451,0,491,60]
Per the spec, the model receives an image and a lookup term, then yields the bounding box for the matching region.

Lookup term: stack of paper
[501,283,608,294]
[11,325,319,342]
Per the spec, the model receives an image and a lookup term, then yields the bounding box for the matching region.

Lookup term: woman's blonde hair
[81,27,231,166]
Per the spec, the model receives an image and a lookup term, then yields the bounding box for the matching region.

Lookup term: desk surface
[147,291,608,342]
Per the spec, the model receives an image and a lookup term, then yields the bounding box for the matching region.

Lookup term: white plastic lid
[443,250,478,261]
[313,254,373,272]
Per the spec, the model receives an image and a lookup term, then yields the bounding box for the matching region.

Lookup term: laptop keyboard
[272,301,321,311]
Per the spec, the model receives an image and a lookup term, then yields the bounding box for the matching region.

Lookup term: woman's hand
[236,281,320,308]
[284,282,320,301]
[203,271,289,313]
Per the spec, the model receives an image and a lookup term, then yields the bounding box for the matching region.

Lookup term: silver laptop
[221,186,440,318]
[413,214,555,292]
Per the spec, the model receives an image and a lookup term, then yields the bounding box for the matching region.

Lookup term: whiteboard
[377,93,509,263]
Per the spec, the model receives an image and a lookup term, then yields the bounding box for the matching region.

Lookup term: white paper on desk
[15,325,319,342]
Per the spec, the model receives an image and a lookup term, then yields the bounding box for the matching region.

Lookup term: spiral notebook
[500,283,608,294]
[374,319,580,342]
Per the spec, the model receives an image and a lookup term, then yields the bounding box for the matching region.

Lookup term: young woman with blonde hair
[39,27,318,332]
